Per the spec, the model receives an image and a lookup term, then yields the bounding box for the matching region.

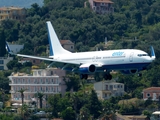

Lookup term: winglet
[150,46,155,60]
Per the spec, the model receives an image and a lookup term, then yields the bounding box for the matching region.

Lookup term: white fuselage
[52,49,153,71]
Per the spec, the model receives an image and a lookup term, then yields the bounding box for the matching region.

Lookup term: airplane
[6,21,156,80]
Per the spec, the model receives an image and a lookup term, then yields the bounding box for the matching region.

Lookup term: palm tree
[21,104,30,120]
[0,88,6,108]
[18,88,27,105]
[35,92,44,108]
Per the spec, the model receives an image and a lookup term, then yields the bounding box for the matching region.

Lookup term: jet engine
[79,63,96,73]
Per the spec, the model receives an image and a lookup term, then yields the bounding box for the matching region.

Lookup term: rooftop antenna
[105,37,107,45]
[135,36,137,41]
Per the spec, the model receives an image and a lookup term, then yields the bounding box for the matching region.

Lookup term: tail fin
[46,21,71,56]
[150,46,155,60]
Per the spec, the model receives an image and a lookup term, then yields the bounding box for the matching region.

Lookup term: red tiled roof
[60,40,73,45]
[93,0,114,4]
[143,87,160,91]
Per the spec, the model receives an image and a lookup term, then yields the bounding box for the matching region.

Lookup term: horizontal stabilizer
[6,42,16,55]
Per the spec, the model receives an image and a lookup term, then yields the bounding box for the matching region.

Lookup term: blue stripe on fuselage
[78,62,151,74]
[102,62,151,70]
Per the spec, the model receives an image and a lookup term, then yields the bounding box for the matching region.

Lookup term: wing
[17,54,53,61]
[17,54,80,65]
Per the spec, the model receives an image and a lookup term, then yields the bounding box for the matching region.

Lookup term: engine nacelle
[79,63,96,73]
[121,69,138,74]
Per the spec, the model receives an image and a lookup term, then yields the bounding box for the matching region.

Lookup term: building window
[106,85,108,90]
[0,66,4,70]
[0,60,4,64]
[56,79,58,84]
[46,87,48,92]
[147,93,150,97]
[51,71,53,75]
[104,93,107,97]
[110,85,113,90]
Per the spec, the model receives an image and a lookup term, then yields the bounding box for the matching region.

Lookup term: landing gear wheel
[84,74,88,79]
[104,73,112,80]
[80,74,84,79]
[80,74,88,79]
[108,74,112,80]
[138,73,142,77]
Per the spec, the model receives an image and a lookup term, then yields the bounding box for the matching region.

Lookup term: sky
[0,0,44,8]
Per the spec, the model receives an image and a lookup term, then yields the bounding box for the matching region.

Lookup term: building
[0,7,26,22]
[0,57,13,70]
[94,81,125,100]
[8,44,24,54]
[9,68,67,108]
[18,58,42,66]
[116,113,148,120]
[88,0,114,14]
[21,40,74,65]
[60,40,74,52]
[143,87,160,101]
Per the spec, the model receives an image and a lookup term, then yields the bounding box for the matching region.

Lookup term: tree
[0,88,7,108]
[21,104,30,120]
[63,74,81,91]
[47,94,61,118]
[35,92,44,108]
[79,106,90,120]
[87,90,102,118]
[101,100,116,120]
[18,88,27,105]
[61,107,76,120]
[0,30,6,57]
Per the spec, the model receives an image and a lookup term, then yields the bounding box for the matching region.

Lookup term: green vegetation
[0,0,160,119]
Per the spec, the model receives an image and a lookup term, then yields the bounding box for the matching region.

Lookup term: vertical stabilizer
[46,21,71,56]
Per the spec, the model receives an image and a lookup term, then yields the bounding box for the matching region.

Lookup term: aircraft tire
[80,74,84,79]
[108,74,112,80]
[80,74,88,79]
[84,74,88,79]
[104,74,112,80]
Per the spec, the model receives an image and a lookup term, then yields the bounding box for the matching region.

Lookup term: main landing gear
[80,74,88,79]
[103,73,112,80]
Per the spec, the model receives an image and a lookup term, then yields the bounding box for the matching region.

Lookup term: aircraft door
[92,56,97,62]
[129,52,134,62]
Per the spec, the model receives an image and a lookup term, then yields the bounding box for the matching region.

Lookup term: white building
[9,68,67,108]
[94,81,125,100]
[0,57,13,70]
[8,44,24,54]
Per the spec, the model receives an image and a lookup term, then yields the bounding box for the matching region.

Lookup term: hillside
[0,0,160,96]
[0,0,43,8]
[0,0,160,118]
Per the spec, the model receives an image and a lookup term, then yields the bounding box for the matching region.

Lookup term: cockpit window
[137,54,149,57]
